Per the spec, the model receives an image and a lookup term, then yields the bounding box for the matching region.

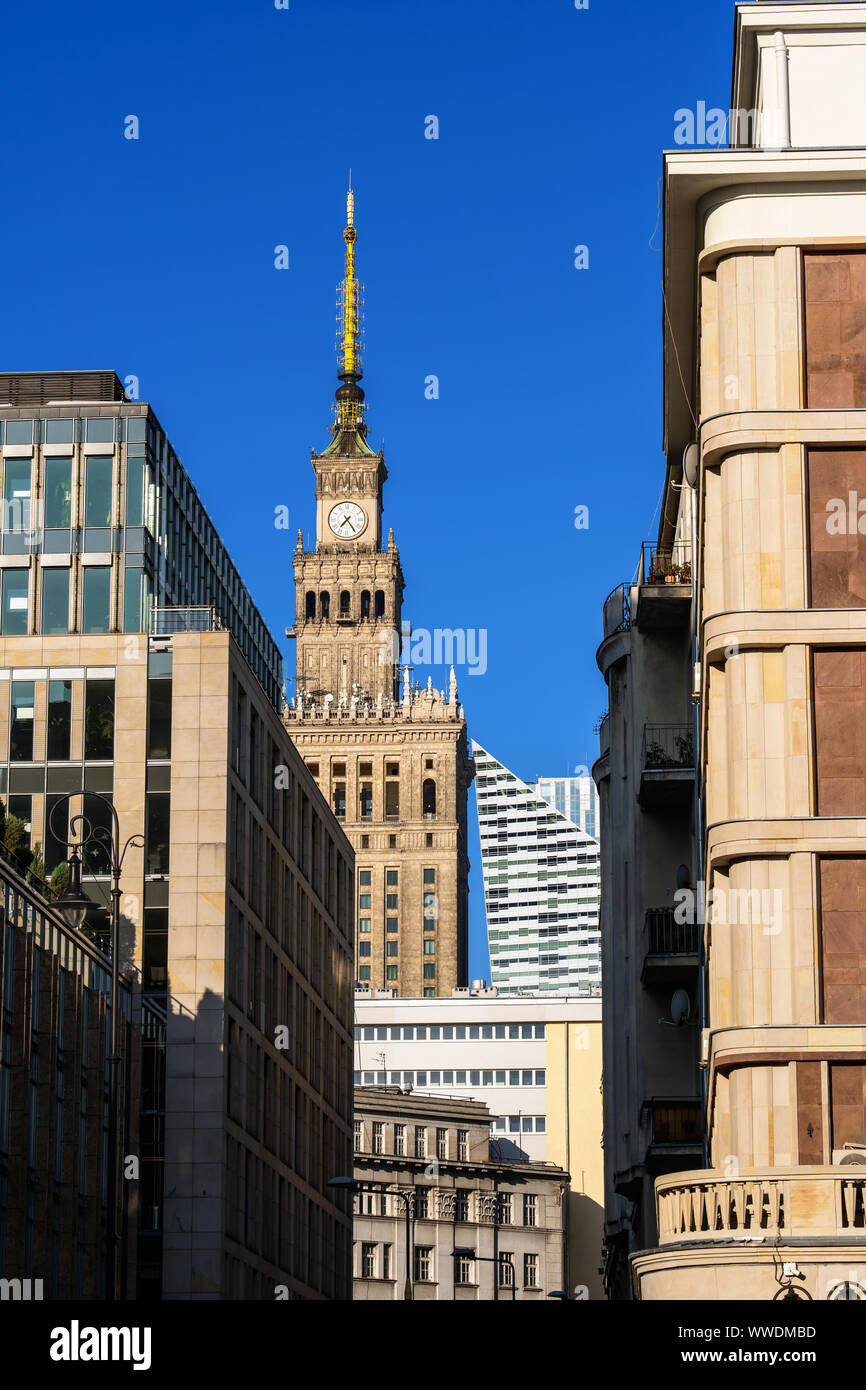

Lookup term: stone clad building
[596,2,866,1301]
[0,370,354,1300]
[285,191,473,997]
[351,1087,569,1300]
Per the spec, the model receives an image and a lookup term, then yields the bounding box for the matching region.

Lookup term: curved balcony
[657,1168,866,1244]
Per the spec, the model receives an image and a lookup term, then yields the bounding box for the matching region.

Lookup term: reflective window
[44,419,74,444]
[123,567,151,633]
[84,457,112,527]
[47,680,72,761]
[85,418,114,443]
[9,682,35,761]
[4,420,33,445]
[82,567,110,633]
[44,458,72,528]
[3,458,31,534]
[1,569,28,634]
[41,568,69,634]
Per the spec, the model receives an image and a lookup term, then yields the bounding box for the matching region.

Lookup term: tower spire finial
[333,181,366,437]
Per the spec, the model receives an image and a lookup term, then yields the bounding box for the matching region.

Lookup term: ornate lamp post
[49,792,143,1301]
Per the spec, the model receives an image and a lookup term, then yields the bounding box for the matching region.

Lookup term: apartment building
[596,2,866,1301]
[351,1088,569,1300]
[0,371,354,1299]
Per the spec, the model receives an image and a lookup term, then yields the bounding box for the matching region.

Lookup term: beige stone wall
[699,247,803,417]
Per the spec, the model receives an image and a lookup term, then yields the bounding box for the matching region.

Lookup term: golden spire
[333,180,366,436]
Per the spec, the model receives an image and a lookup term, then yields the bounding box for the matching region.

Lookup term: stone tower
[285,188,473,997]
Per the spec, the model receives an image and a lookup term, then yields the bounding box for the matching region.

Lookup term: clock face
[328,501,366,539]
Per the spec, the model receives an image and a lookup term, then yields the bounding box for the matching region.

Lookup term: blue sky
[2,0,735,976]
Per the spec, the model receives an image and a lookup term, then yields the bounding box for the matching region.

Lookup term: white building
[472,742,602,994]
[353,987,605,1297]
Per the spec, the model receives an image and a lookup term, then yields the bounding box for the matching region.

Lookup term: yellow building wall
[545,1019,605,1300]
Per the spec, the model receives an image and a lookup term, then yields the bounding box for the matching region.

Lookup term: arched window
[320,591,330,620]
[360,590,371,619]
[423,779,437,816]
[305,591,316,620]
[340,590,351,616]
[374,590,385,619]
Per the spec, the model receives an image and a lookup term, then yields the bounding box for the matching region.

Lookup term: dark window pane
[123,567,152,633]
[44,459,72,528]
[84,457,112,527]
[126,418,146,443]
[143,907,168,988]
[147,679,172,760]
[145,794,170,874]
[44,794,69,873]
[1,569,28,635]
[47,679,72,760]
[84,679,114,760]
[9,682,34,761]
[41,567,69,634]
[82,566,110,632]
[82,794,113,876]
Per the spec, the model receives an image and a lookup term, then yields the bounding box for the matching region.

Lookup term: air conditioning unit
[832,1145,866,1165]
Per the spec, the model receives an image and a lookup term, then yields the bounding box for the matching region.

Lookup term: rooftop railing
[150,605,225,635]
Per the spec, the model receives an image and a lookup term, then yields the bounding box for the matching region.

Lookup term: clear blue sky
[3,0,735,977]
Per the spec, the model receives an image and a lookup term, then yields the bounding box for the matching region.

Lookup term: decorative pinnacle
[331,182,367,440]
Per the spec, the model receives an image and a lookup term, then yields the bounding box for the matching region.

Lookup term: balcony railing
[657,1169,866,1244]
[602,584,631,639]
[647,1098,703,1147]
[645,908,699,956]
[642,724,694,772]
[640,539,692,587]
[150,605,225,635]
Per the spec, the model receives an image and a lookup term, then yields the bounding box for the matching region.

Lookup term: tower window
[319,591,330,619]
[359,761,373,777]
[423,779,437,816]
[374,590,385,619]
[340,589,350,616]
[360,784,373,819]
[426,833,433,847]
[333,784,346,818]
[361,590,371,619]
[389,834,397,848]
[305,591,316,620]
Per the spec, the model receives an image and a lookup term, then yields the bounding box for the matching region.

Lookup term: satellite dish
[670,989,691,1026]
[683,442,699,488]
[839,1150,866,1166]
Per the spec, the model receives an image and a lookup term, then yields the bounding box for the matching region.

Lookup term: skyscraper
[285,190,473,998]
[473,743,601,994]
[535,773,599,841]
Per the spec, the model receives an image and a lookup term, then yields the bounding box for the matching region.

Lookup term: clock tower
[284,189,473,998]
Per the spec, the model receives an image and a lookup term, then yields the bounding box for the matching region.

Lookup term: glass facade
[0,409,282,708]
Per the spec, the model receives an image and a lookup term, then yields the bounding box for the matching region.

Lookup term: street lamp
[329,1176,414,1300]
[49,793,143,1301]
[452,1247,517,1300]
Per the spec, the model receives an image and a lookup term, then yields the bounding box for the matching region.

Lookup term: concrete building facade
[351,1087,569,1300]
[596,2,866,1302]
